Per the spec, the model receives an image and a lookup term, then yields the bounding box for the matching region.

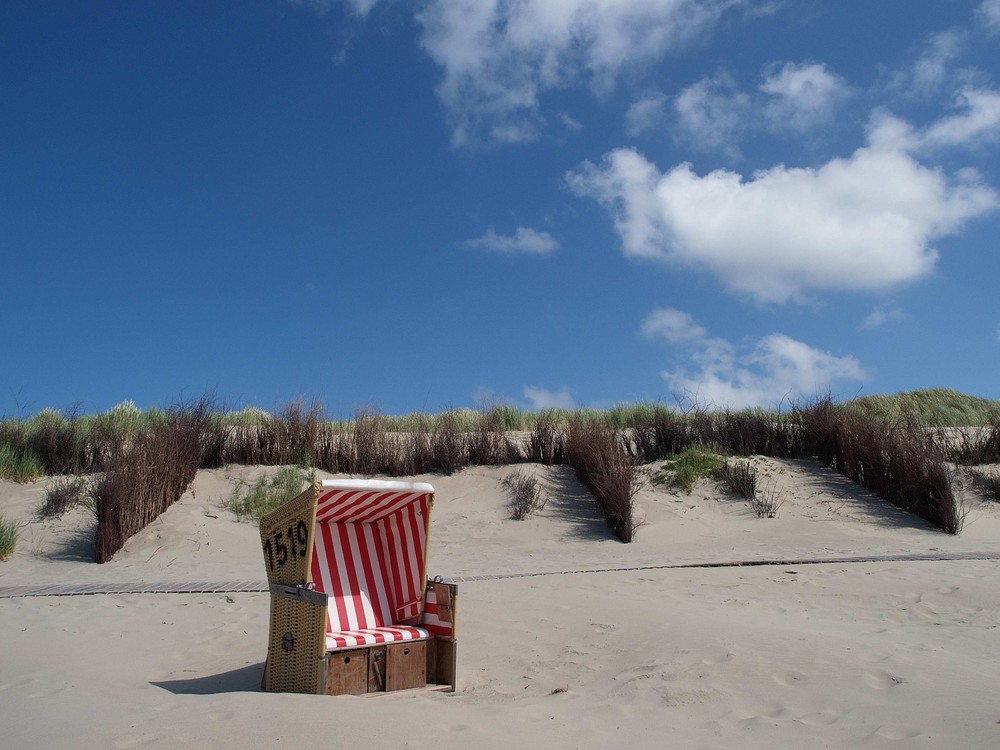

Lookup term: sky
[2,0,1000,417]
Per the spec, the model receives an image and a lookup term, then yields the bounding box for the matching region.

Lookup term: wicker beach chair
[259,479,457,695]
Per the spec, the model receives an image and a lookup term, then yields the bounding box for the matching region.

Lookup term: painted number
[264,520,309,571]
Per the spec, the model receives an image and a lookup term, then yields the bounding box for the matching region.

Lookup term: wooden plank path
[2,551,999,599]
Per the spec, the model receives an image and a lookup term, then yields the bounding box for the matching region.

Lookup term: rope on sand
[1,552,998,598]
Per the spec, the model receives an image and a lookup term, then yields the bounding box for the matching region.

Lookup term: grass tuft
[720,459,757,502]
[651,447,725,494]
[225,466,315,523]
[40,476,93,519]
[0,512,19,560]
[0,444,46,483]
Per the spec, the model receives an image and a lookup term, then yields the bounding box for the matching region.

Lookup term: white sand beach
[2,461,1000,749]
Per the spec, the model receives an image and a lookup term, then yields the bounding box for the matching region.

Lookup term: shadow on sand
[540,466,613,542]
[151,662,265,695]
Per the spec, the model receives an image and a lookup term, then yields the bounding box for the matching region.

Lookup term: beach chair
[259,479,457,695]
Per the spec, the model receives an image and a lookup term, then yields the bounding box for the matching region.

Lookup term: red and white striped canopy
[315,479,435,524]
[310,479,435,648]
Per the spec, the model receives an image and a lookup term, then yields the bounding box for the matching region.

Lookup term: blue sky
[3,0,999,417]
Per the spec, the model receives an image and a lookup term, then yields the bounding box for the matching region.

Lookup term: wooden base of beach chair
[323,641,430,695]
[425,638,457,692]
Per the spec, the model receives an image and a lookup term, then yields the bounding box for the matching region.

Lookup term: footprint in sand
[864,670,904,690]
[701,650,734,666]
[112,734,158,749]
[875,725,922,740]
[772,669,808,687]
[799,709,841,726]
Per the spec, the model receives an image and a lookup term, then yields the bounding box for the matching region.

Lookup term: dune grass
[225,466,316,523]
[650,447,726,494]
[0,388,981,556]
[0,512,18,560]
[0,444,45,482]
[849,388,1000,427]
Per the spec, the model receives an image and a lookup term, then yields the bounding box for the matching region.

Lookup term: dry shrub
[93,402,211,563]
[403,413,436,475]
[721,459,757,502]
[629,406,689,462]
[565,419,639,542]
[352,407,406,476]
[937,416,1000,465]
[798,399,959,533]
[432,410,468,475]
[225,400,322,467]
[528,410,564,465]
[502,468,547,520]
[749,480,782,519]
[468,407,523,466]
[40,476,93,519]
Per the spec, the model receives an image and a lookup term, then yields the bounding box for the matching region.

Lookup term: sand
[2,460,1000,749]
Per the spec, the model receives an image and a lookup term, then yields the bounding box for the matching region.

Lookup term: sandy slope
[2,460,1000,749]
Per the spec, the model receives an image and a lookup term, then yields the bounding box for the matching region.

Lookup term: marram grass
[0,512,18,560]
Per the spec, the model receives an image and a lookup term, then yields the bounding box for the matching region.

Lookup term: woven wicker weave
[263,589,328,693]
[259,481,319,587]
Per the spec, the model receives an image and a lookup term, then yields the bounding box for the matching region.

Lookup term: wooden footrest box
[324,642,428,696]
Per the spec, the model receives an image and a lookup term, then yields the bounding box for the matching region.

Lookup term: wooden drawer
[325,649,369,696]
[386,641,427,692]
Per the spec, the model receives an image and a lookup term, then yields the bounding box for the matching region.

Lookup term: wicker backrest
[259,481,320,587]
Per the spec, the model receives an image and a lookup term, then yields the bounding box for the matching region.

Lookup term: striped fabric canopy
[310,480,434,650]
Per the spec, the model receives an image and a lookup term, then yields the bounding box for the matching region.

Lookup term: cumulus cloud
[640,307,708,343]
[641,310,866,409]
[910,29,967,97]
[465,227,559,255]
[671,62,847,156]
[921,88,1000,149]
[567,120,998,303]
[625,92,670,137]
[759,61,850,133]
[672,73,750,157]
[524,386,576,410]
[416,0,751,147]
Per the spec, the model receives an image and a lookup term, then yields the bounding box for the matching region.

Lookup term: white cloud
[625,92,669,137]
[979,0,1000,32]
[921,88,1000,149]
[643,311,867,409]
[861,305,905,330]
[672,73,750,157]
[524,386,576,410]
[559,112,584,132]
[900,28,966,98]
[567,122,998,303]
[416,0,751,147]
[640,307,707,343]
[759,61,850,133]
[465,227,559,255]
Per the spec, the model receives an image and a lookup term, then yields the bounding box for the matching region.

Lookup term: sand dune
[2,460,1000,748]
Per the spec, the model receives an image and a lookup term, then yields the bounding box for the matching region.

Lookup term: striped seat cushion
[326,625,431,651]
